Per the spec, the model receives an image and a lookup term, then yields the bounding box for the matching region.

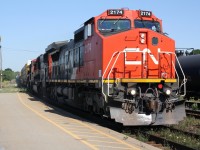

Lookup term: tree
[190,49,200,55]
[3,68,15,81]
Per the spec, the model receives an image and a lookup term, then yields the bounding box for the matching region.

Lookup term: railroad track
[141,131,196,150]
[186,109,200,119]
[127,125,200,150]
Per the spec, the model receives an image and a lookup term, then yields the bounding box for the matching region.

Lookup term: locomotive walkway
[0,93,159,150]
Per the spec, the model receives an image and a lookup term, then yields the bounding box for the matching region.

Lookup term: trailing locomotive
[19,60,31,87]
[20,9,186,126]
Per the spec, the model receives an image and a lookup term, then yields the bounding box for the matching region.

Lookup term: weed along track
[122,117,200,150]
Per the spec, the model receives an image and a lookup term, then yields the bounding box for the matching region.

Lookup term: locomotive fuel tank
[177,54,200,94]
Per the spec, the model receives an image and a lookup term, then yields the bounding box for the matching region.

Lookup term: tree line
[191,49,200,55]
[1,68,19,81]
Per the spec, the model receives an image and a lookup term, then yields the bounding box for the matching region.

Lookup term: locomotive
[20,9,186,126]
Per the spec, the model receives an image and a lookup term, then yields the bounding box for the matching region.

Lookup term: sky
[0,0,200,72]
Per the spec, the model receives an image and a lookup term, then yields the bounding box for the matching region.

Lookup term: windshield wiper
[100,16,107,24]
[140,18,146,28]
[113,16,123,25]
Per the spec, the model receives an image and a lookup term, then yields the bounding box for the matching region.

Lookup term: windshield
[134,20,161,32]
[98,19,131,32]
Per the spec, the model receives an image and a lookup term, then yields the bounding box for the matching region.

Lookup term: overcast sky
[0,0,199,71]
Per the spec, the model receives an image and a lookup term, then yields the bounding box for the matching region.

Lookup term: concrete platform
[0,93,161,150]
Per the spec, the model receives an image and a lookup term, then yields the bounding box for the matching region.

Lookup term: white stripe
[125,61,142,65]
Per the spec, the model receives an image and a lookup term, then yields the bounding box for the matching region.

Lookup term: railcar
[23,9,186,126]
[176,53,200,99]
[20,60,31,87]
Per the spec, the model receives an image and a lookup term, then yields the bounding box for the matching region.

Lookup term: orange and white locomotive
[22,9,186,126]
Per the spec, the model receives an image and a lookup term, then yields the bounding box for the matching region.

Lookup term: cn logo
[124,48,160,65]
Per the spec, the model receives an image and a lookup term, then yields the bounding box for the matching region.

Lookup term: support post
[0,36,2,89]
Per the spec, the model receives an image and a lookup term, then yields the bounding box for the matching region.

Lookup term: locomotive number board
[107,9,124,16]
[139,10,152,17]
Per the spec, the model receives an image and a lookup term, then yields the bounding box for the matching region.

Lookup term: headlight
[140,33,145,38]
[130,89,136,95]
[140,32,146,44]
[140,39,145,44]
[164,88,171,95]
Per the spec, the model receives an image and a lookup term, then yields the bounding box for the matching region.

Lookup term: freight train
[20,9,186,126]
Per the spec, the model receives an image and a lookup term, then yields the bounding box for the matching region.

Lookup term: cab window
[98,19,131,33]
[134,19,161,32]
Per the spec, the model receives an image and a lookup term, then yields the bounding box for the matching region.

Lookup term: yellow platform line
[77,135,107,138]
[72,131,100,135]
[17,93,98,150]
[94,145,132,150]
[88,139,119,144]
[68,118,140,150]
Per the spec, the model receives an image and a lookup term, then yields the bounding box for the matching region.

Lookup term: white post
[0,36,2,89]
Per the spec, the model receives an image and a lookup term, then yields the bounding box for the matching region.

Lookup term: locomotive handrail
[159,51,186,96]
[107,50,124,97]
[172,61,180,91]
[174,53,187,96]
[102,51,120,102]
[102,49,144,99]
[102,49,187,101]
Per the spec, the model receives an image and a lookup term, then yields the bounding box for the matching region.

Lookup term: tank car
[176,54,200,99]
[23,9,186,126]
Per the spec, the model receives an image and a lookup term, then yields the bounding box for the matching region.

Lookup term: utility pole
[0,36,2,89]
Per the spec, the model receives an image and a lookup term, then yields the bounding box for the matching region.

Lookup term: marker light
[140,33,145,38]
[140,39,145,44]
[158,84,163,89]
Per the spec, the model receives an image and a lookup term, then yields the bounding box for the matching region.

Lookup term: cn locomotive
[20,9,186,126]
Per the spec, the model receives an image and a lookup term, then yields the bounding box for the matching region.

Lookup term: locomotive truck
[21,9,186,126]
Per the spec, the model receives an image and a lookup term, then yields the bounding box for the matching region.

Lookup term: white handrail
[102,49,143,98]
[101,49,186,101]
[102,51,119,102]
[172,62,179,93]
[159,51,186,96]
[174,53,187,96]
[107,51,123,97]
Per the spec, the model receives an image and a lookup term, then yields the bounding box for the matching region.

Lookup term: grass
[136,132,149,142]
[122,117,200,149]
[0,86,21,93]
[122,129,149,143]
[172,117,200,135]
[148,128,200,150]
[146,117,200,149]
[0,81,23,93]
